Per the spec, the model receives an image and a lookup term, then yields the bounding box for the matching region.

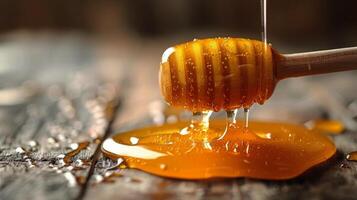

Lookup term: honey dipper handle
[275,46,357,80]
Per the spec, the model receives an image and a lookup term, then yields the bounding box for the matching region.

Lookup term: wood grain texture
[0,34,357,200]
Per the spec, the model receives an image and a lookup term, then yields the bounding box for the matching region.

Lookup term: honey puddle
[101,120,336,180]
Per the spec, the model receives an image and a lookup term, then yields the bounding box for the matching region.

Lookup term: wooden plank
[0,35,125,200]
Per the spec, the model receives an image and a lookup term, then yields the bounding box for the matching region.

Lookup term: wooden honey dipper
[159,37,357,112]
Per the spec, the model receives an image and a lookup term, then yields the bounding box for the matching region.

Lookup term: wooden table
[0,33,357,200]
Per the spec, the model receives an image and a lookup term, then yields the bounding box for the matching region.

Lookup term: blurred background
[1,0,357,50]
[0,0,356,127]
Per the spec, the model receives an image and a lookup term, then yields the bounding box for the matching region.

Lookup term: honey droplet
[102,120,336,180]
[346,151,357,162]
[63,141,90,165]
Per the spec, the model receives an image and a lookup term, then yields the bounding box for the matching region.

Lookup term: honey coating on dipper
[159,38,276,112]
[102,120,336,180]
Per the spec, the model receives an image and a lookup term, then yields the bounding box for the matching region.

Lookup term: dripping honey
[102,120,336,180]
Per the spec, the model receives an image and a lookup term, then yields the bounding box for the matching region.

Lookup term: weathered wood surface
[0,34,357,200]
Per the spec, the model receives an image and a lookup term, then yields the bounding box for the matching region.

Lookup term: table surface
[1,33,357,200]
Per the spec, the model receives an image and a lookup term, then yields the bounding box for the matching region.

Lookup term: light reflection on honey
[305,119,345,135]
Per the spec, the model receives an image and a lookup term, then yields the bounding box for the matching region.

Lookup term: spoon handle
[276,46,357,80]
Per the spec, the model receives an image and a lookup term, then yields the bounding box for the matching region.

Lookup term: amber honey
[102,120,336,180]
